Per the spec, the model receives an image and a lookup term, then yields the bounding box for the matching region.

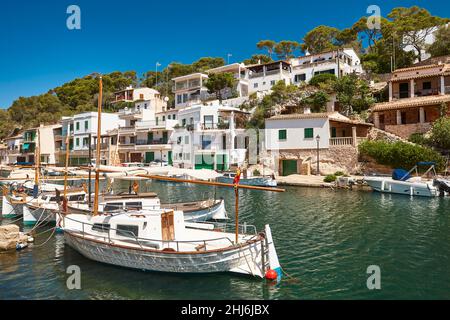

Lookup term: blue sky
[0,0,449,108]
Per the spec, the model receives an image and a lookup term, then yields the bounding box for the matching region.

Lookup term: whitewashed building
[247,61,292,94]
[3,135,23,164]
[170,102,249,170]
[290,48,363,85]
[60,112,124,165]
[264,110,372,176]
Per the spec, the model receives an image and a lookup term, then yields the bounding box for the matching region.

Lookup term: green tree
[274,40,300,60]
[204,72,237,102]
[301,25,339,54]
[256,40,276,58]
[428,25,450,57]
[388,6,449,61]
[242,54,272,65]
[430,116,450,150]
[0,109,15,139]
[332,74,375,114]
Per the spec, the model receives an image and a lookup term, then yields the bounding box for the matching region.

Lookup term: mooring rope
[32,226,57,247]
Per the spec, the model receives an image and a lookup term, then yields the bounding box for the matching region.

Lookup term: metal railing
[63,214,242,252]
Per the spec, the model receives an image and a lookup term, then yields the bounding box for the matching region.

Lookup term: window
[116,224,139,238]
[76,122,80,130]
[183,153,190,160]
[69,194,84,201]
[185,136,189,144]
[172,114,176,120]
[294,74,306,82]
[270,80,275,85]
[168,115,171,120]
[423,82,432,90]
[182,93,188,103]
[140,94,144,99]
[304,128,314,139]
[162,116,166,121]
[125,202,142,210]
[177,137,182,144]
[129,136,135,144]
[202,135,212,150]
[104,203,123,212]
[144,103,147,109]
[177,95,182,104]
[92,223,110,233]
[278,130,287,140]
[314,69,335,76]
[69,123,74,132]
[83,137,89,146]
[84,121,88,131]
[182,119,186,126]
[76,138,80,146]
[254,83,258,88]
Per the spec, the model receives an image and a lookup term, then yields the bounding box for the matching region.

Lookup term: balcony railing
[329,137,353,146]
[136,139,169,145]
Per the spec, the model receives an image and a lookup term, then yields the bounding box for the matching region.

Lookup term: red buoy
[265,269,278,281]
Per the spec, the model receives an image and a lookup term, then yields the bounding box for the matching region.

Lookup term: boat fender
[258,232,266,239]
[265,269,278,281]
[16,242,28,251]
[27,236,34,243]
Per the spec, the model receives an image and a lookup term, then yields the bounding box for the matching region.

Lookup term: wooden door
[161,211,175,241]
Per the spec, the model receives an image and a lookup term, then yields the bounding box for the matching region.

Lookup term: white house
[290,48,364,85]
[264,110,372,176]
[170,102,249,170]
[60,112,124,165]
[112,86,164,104]
[247,61,292,94]
[3,134,23,164]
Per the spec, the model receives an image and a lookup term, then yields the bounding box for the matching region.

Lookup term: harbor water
[1,180,450,299]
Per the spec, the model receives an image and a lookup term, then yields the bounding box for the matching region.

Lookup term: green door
[147,132,153,144]
[168,151,173,165]
[162,131,168,144]
[195,154,214,170]
[215,154,228,171]
[145,152,154,163]
[331,127,337,138]
[282,160,298,176]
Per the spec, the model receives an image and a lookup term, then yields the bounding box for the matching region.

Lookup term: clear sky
[0,0,449,108]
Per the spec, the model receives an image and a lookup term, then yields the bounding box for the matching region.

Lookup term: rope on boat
[32,226,57,247]
[279,267,300,283]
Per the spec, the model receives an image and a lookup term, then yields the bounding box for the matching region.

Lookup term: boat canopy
[392,169,411,181]
[417,162,436,166]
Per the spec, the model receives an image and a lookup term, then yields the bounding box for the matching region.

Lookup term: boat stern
[264,224,282,279]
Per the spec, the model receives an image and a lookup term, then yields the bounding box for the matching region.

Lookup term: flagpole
[63,135,70,211]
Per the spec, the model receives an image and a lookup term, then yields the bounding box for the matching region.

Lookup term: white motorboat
[364,162,448,197]
[217,172,277,187]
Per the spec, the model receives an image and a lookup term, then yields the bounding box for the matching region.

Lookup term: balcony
[136,139,169,146]
[201,122,230,130]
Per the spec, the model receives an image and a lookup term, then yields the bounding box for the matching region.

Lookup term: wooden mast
[135,174,285,245]
[93,76,103,216]
[33,129,40,197]
[63,134,70,209]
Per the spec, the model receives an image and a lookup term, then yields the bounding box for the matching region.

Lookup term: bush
[334,171,345,176]
[430,116,450,150]
[358,140,446,171]
[309,73,337,87]
[324,174,337,183]
[408,133,428,145]
[253,169,261,176]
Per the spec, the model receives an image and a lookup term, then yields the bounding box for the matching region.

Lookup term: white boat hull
[364,177,438,197]
[1,195,25,218]
[217,177,277,187]
[23,203,57,226]
[64,229,266,277]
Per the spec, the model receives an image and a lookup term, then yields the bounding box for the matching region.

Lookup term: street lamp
[316,134,320,176]
[227,53,232,65]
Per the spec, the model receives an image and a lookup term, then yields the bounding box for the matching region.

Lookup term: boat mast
[33,129,40,198]
[63,134,70,208]
[93,75,103,216]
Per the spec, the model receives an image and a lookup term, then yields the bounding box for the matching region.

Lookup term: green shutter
[278,129,287,140]
[304,128,314,139]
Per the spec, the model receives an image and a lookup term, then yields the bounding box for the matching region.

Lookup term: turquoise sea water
[1,180,450,299]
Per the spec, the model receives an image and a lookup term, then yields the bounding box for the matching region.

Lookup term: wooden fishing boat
[67,192,227,222]
[60,75,284,280]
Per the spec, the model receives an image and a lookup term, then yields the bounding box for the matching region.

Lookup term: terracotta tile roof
[371,95,450,112]
[391,63,450,81]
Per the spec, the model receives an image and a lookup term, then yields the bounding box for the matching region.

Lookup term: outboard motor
[433,179,450,197]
